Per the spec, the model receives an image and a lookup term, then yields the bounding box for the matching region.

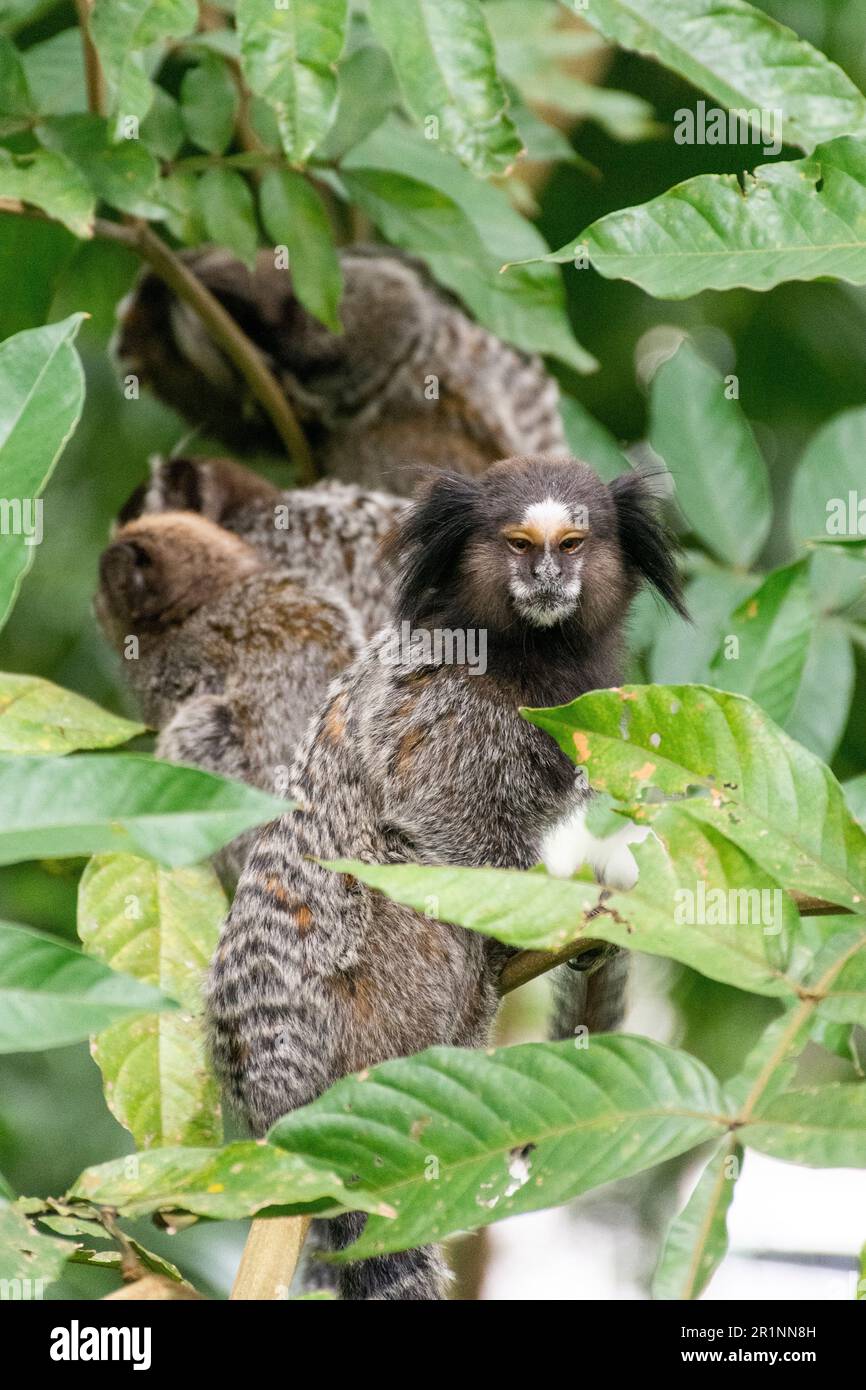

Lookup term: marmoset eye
[559,534,585,553]
[506,535,531,554]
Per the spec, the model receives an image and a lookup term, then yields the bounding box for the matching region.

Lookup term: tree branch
[497,888,851,995]
[0,199,317,484]
[231,1216,312,1301]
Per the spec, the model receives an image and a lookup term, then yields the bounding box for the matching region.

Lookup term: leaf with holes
[524,684,866,913]
[270,1036,727,1257]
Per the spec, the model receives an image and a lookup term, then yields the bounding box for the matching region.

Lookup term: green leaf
[707,560,813,724]
[0,752,286,868]
[0,33,32,125]
[197,167,259,270]
[793,409,866,612]
[367,0,520,176]
[271,1036,727,1258]
[258,168,343,332]
[784,619,854,763]
[652,1137,742,1300]
[807,927,866,1028]
[650,570,758,684]
[0,672,143,754]
[525,684,866,913]
[180,52,238,155]
[38,114,168,219]
[0,315,85,631]
[845,777,866,827]
[78,854,225,1148]
[342,117,596,373]
[741,1082,866,1167]
[0,1204,71,1287]
[20,29,87,117]
[649,342,771,567]
[236,0,348,164]
[139,85,185,161]
[71,1140,386,1221]
[558,395,629,482]
[576,0,866,153]
[0,148,94,237]
[316,43,400,160]
[89,0,198,125]
[328,809,807,1000]
[0,919,174,1053]
[527,136,866,298]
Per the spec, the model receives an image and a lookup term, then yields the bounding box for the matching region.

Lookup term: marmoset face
[500,496,590,627]
[461,457,628,634]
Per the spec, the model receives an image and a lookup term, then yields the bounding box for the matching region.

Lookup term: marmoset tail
[115,245,566,490]
[117,453,406,637]
[207,454,684,1299]
[95,510,362,880]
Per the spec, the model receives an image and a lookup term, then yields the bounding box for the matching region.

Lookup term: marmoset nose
[533,553,560,581]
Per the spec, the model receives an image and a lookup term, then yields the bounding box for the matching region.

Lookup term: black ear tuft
[386,471,481,623]
[609,471,688,618]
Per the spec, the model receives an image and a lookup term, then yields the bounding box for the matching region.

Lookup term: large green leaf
[0,752,285,868]
[576,0,866,153]
[0,1204,71,1286]
[784,620,855,763]
[707,561,813,724]
[236,0,348,163]
[89,0,197,125]
[525,685,866,913]
[741,1083,866,1166]
[197,167,258,270]
[315,42,400,160]
[367,0,520,176]
[78,854,225,1148]
[0,315,85,632]
[71,1140,386,1221]
[258,168,343,333]
[649,570,758,684]
[342,118,595,372]
[0,149,93,236]
[652,1137,742,1301]
[649,342,771,567]
[791,407,866,615]
[0,919,174,1053]
[524,136,866,297]
[270,1036,726,1258]
[0,672,143,754]
[329,809,808,1000]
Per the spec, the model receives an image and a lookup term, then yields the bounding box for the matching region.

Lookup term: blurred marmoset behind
[115,245,566,491]
[95,507,364,881]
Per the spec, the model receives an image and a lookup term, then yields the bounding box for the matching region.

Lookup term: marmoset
[115,245,566,490]
[95,509,363,880]
[118,453,406,637]
[207,454,685,1299]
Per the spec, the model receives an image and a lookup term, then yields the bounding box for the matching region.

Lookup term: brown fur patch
[292,904,313,933]
[321,693,348,745]
[394,726,425,777]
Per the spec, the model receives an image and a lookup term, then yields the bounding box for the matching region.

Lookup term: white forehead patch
[521,497,572,538]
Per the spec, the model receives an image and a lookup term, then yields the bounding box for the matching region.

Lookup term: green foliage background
[1,0,865,1298]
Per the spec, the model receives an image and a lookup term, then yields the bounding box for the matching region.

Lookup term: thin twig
[74,0,106,118]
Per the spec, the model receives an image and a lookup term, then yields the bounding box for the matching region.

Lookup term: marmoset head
[389,455,686,637]
[95,511,262,646]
